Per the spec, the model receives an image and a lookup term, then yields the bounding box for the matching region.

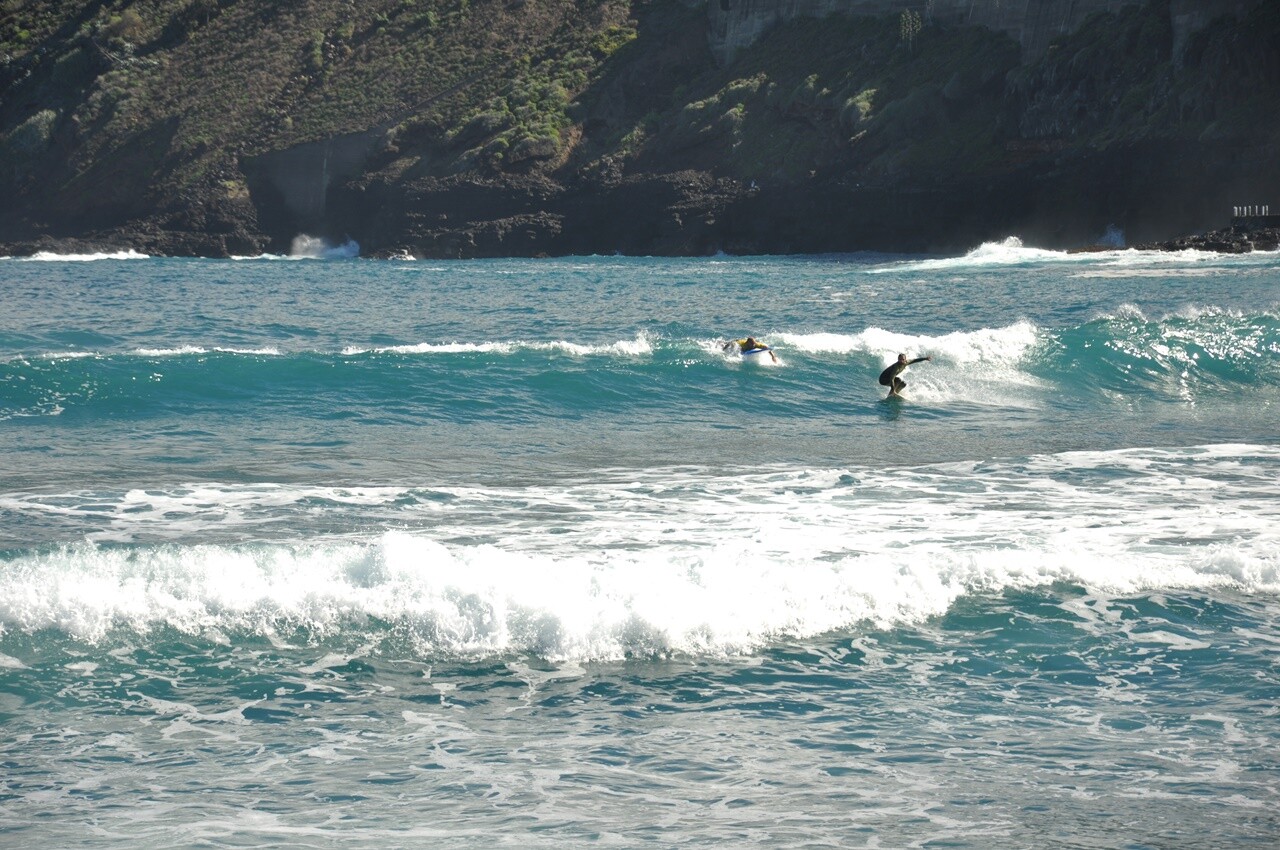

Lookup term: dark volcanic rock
[1139,225,1280,253]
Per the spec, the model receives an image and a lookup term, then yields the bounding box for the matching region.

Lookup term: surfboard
[723,338,775,361]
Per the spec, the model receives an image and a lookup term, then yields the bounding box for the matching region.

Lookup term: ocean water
[1,241,1278,848]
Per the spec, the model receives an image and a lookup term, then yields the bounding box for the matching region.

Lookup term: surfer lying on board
[879,353,932,398]
[723,337,778,362]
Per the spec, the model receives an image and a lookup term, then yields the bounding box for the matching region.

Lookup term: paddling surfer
[723,336,778,363]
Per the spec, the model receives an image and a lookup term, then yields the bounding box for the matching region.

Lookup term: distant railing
[1231,206,1278,227]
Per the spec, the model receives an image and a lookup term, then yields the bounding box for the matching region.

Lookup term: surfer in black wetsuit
[879,353,932,398]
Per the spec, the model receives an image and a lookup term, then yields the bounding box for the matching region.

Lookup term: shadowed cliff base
[322,139,1280,259]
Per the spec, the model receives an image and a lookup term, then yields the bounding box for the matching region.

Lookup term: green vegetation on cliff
[632,15,1019,183]
[1,0,1277,255]
[2,1,635,204]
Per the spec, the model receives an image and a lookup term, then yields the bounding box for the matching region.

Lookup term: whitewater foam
[134,345,209,357]
[341,334,656,358]
[776,322,1039,362]
[3,445,1276,660]
[34,351,100,361]
[871,236,1279,275]
[10,249,150,262]
[868,237,1092,273]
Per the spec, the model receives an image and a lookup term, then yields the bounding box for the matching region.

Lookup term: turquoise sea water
[2,241,1279,847]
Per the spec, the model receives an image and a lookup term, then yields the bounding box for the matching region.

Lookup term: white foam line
[133,346,207,356]
[35,351,100,360]
[344,334,656,358]
[15,250,150,262]
[869,236,1277,274]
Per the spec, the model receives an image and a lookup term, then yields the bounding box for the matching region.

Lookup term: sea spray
[289,234,361,259]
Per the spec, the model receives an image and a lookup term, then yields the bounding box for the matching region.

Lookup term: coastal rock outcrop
[1140,220,1280,253]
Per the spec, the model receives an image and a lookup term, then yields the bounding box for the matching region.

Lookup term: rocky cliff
[708,0,1259,64]
[0,0,1276,258]
[712,0,1115,63]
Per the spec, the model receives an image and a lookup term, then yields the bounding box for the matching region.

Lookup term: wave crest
[4,446,1279,659]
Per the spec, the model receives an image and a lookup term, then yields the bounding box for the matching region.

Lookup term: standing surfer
[879,353,932,398]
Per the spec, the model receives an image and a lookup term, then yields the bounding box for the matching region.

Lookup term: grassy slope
[0,0,636,217]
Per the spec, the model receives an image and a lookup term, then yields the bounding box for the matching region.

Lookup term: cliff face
[0,0,1276,258]
[707,0,1257,64]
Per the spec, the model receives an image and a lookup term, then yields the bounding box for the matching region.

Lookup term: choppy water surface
[2,241,1279,847]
